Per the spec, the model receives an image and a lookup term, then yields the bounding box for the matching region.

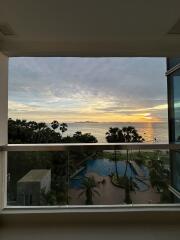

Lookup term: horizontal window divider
[2,204,180,214]
[0,143,180,152]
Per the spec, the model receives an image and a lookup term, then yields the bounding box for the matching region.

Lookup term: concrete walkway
[69,172,160,205]
[129,160,144,177]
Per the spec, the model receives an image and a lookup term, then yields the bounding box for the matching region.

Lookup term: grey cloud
[9,57,167,119]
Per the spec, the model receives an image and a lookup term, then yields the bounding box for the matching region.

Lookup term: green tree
[149,153,169,193]
[8,118,99,205]
[37,122,47,131]
[60,123,68,134]
[72,131,97,143]
[51,120,59,130]
[106,126,145,200]
[106,126,144,143]
[106,126,144,176]
[106,127,125,143]
[79,177,100,205]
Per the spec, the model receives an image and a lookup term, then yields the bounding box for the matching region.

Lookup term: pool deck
[69,172,160,205]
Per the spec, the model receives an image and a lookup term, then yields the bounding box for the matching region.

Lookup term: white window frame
[0,52,8,211]
[1,53,180,214]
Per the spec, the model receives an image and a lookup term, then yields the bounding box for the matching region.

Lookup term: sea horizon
[46,120,167,124]
[57,121,169,143]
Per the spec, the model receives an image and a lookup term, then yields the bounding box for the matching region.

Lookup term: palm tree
[27,121,38,130]
[72,131,98,143]
[106,128,124,179]
[51,120,59,130]
[106,126,144,177]
[60,123,68,134]
[79,176,100,205]
[106,127,125,143]
[37,122,47,131]
[149,154,168,192]
[122,126,144,143]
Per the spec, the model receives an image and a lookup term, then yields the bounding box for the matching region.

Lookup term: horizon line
[8,117,167,124]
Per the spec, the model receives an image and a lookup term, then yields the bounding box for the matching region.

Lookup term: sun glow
[9,100,162,123]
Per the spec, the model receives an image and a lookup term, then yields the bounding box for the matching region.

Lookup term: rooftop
[18,169,51,183]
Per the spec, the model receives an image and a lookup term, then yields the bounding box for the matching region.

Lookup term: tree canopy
[106,126,145,143]
[8,118,97,144]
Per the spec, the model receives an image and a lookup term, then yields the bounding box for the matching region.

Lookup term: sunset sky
[8,57,167,123]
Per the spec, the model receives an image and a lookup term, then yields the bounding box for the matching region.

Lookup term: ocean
[63,122,168,143]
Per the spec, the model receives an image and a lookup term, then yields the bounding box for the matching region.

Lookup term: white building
[17,169,51,206]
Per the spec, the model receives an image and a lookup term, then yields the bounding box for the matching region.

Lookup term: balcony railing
[1,143,180,209]
[1,143,180,151]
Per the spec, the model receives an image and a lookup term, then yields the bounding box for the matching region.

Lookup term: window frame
[1,55,180,213]
[0,53,8,211]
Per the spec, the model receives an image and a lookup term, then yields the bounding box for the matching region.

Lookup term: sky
[8,57,168,123]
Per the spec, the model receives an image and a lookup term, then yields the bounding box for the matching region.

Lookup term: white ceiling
[0,0,180,56]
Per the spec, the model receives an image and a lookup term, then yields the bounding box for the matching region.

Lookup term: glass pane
[8,147,175,206]
[174,76,180,142]
[68,148,172,205]
[171,150,180,194]
[168,66,180,197]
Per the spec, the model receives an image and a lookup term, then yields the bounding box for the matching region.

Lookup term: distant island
[72,121,99,124]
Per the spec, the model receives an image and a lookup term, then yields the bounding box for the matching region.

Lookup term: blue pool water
[70,159,149,191]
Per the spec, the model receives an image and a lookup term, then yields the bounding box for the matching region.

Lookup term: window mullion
[0,52,8,210]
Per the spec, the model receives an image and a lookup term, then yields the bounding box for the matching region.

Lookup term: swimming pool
[70,159,149,191]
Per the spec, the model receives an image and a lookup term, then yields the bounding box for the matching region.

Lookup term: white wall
[0,52,8,210]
